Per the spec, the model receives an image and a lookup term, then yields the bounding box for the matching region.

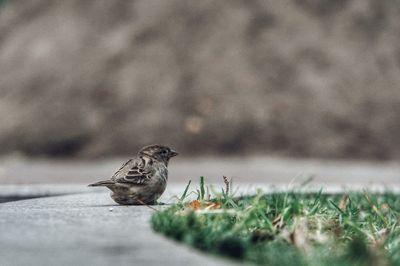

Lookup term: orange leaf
[188,200,201,210]
[187,200,221,210]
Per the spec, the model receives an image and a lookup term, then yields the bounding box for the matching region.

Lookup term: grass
[151,177,400,266]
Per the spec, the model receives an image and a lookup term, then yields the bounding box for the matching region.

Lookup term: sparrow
[88,144,178,205]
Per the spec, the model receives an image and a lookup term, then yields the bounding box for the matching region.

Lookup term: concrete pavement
[0,155,399,266]
[2,182,400,266]
[0,156,399,185]
[0,191,235,266]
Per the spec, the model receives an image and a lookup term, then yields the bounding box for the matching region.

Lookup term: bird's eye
[162,150,168,155]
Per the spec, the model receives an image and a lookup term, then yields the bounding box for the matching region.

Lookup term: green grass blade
[199,176,205,200]
[180,180,192,201]
[329,199,345,215]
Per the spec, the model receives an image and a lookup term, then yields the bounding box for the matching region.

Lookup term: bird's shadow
[87,202,170,208]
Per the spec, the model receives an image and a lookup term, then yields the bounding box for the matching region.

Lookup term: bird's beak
[169,150,179,157]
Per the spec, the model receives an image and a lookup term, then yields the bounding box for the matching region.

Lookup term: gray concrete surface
[1,182,400,266]
[0,184,91,202]
[0,156,398,266]
[0,192,235,266]
[0,156,399,185]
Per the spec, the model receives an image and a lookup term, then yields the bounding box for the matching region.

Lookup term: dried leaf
[223,176,230,195]
[339,194,349,210]
[373,228,390,245]
[187,200,221,210]
[204,202,221,210]
[281,217,310,251]
[380,203,389,211]
[188,200,201,210]
[273,214,284,230]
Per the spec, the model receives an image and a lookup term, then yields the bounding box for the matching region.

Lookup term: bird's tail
[88,180,115,187]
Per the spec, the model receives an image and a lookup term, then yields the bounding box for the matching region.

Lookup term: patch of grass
[152,178,400,265]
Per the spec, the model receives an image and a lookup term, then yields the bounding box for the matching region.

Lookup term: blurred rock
[0,0,399,159]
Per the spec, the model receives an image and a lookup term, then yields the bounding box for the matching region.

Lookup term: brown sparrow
[89,144,178,205]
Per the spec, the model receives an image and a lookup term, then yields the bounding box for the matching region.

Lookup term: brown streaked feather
[88,144,177,205]
[110,157,154,185]
[111,159,134,180]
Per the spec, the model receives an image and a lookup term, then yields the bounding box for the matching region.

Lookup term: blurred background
[0,0,399,184]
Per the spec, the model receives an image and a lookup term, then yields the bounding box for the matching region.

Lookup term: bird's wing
[112,157,153,185]
[111,159,134,180]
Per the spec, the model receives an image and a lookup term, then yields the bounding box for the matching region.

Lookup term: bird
[88,144,178,205]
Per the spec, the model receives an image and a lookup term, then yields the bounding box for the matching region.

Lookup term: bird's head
[138,144,178,164]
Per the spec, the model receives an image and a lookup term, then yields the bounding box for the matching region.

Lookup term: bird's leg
[136,199,159,211]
